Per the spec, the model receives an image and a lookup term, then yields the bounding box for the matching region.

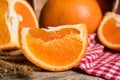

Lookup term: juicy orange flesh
[0,0,10,45]
[14,2,36,28]
[27,28,82,66]
[29,28,80,42]
[102,18,120,44]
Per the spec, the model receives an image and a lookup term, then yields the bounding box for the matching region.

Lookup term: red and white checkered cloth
[77,33,120,80]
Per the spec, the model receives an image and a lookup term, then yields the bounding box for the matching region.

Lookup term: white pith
[0,0,38,49]
[6,0,19,47]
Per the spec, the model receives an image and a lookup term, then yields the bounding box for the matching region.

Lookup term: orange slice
[19,24,88,71]
[14,0,38,28]
[0,0,38,50]
[97,12,120,51]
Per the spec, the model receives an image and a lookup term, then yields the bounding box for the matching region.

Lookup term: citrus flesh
[20,24,88,71]
[14,0,38,28]
[0,0,10,45]
[0,0,38,50]
[98,12,120,51]
[102,18,120,44]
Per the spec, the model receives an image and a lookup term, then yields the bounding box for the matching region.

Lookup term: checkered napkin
[77,33,120,80]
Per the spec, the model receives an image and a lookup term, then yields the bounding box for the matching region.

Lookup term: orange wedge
[19,24,88,71]
[14,0,38,28]
[0,0,38,50]
[97,12,120,51]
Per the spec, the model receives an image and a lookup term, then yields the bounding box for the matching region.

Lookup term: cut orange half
[14,0,38,28]
[0,0,38,50]
[19,24,88,71]
[97,12,120,51]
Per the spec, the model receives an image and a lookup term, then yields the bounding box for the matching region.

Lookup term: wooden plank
[0,70,104,80]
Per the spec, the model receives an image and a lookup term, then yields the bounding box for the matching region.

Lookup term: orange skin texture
[40,0,102,34]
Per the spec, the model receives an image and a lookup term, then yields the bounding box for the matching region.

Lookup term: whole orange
[40,0,102,34]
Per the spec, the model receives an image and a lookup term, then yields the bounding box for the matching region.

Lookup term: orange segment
[97,12,120,51]
[0,0,38,50]
[29,28,80,42]
[14,0,38,28]
[0,0,10,45]
[20,24,88,71]
[102,18,120,44]
[27,28,82,66]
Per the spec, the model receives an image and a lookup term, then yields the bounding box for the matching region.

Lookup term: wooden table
[1,70,104,80]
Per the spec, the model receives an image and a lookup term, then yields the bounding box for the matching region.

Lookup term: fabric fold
[77,33,120,80]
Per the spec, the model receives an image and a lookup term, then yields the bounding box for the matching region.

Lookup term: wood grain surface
[1,70,104,80]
